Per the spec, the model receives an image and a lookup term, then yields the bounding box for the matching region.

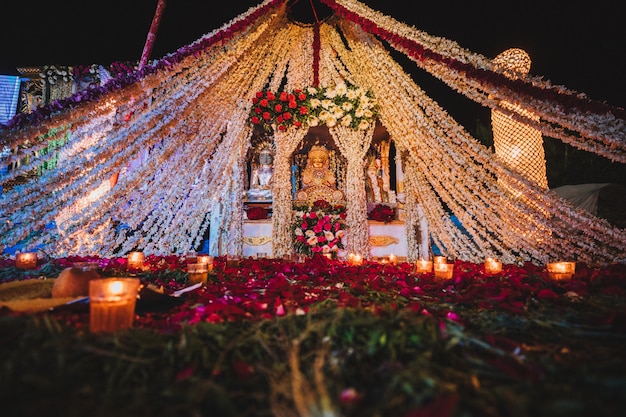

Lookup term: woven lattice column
[328,123,375,257]
[491,48,548,189]
[271,128,308,257]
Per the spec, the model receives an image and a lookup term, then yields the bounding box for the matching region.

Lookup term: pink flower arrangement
[292,200,347,256]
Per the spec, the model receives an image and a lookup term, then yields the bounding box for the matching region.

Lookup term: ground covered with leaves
[1,255,625,417]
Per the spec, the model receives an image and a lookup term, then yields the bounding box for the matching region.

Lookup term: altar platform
[242,219,407,258]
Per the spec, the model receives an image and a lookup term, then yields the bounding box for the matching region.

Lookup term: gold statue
[301,145,336,189]
[295,144,345,204]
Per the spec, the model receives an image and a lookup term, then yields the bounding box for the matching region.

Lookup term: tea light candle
[187,263,209,285]
[196,255,214,272]
[547,261,576,280]
[127,251,145,270]
[415,259,433,274]
[434,262,454,280]
[15,252,38,270]
[388,253,397,265]
[484,257,503,274]
[433,255,446,265]
[347,253,363,266]
[89,278,140,333]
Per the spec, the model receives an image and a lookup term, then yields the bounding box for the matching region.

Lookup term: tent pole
[139,0,167,70]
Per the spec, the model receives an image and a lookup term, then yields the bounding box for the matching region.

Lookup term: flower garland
[249,82,378,131]
[292,199,347,256]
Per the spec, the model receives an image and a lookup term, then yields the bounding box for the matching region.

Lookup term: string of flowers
[292,199,347,256]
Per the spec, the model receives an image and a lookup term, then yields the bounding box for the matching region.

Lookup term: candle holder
[127,251,145,270]
[196,255,214,272]
[415,259,433,274]
[15,252,38,270]
[226,255,241,268]
[547,262,576,280]
[484,257,503,275]
[89,278,140,333]
[187,263,209,285]
[433,255,447,265]
[347,253,363,266]
[434,262,454,280]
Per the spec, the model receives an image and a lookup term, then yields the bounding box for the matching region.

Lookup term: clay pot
[52,265,100,298]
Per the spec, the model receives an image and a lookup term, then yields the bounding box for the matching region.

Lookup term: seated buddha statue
[301,145,336,189]
[296,145,345,204]
[247,147,274,201]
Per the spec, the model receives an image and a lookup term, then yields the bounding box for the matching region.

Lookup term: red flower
[368,204,395,223]
[274,103,283,113]
[246,207,269,220]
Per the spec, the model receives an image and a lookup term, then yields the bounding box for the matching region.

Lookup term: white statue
[247,147,274,200]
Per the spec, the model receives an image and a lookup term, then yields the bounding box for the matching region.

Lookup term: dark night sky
[1,0,624,107]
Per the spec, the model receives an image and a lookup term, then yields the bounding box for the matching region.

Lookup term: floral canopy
[0,0,624,265]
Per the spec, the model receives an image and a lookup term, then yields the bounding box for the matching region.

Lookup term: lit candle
[433,255,446,265]
[547,261,576,280]
[15,252,38,270]
[89,278,140,333]
[484,257,503,274]
[415,259,433,274]
[127,251,145,270]
[196,255,214,272]
[187,263,209,285]
[347,253,363,266]
[434,262,454,280]
[389,253,397,265]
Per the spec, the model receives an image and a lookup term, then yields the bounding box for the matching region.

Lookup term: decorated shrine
[0,0,625,266]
